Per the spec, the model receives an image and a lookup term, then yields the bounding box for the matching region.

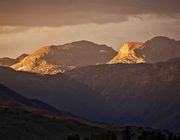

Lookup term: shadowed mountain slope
[0,58,180,131]
[139,36,180,63]
[0,54,28,66]
[0,83,116,140]
[66,58,180,131]
[0,57,18,66]
[0,66,109,120]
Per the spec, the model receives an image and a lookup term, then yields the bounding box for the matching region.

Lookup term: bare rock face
[12,47,63,74]
[108,42,145,64]
[108,36,180,64]
[12,40,116,74]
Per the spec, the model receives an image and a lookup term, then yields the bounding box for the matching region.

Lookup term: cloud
[0,16,180,58]
[0,26,29,34]
[0,0,180,26]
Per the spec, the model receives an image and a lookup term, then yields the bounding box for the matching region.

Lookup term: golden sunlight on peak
[108,42,145,64]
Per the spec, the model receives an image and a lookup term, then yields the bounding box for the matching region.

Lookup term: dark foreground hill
[0,83,113,140]
[0,83,179,140]
[0,58,180,131]
[66,58,180,131]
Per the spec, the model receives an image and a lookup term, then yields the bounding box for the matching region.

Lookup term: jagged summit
[108,42,145,64]
[12,40,116,74]
[108,36,180,64]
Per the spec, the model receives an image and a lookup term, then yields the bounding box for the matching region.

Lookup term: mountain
[108,36,180,64]
[0,54,28,66]
[108,42,144,64]
[0,83,118,140]
[3,36,180,71]
[0,58,180,131]
[0,66,109,120]
[11,40,116,74]
[66,58,180,131]
[0,82,63,114]
[137,36,180,63]
[1,82,176,140]
[0,57,18,66]
[16,53,29,61]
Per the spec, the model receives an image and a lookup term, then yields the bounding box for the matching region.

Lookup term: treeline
[67,127,180,140]
[67,131,116,140]
[123,126,180,140]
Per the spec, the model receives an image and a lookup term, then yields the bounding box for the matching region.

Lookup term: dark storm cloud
[0,0,180,26]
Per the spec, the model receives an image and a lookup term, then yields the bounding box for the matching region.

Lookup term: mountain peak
[141,36,180,63]
[16,53,28,61]
[123,42,144,46]
[59,40,108,50]
[108,36,180,64]
[11,41,116,74]
[150,36,172,41]
[70,40,99,45]
[108,42,145,64]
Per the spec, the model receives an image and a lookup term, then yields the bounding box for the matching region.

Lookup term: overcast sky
[0,0,180,58]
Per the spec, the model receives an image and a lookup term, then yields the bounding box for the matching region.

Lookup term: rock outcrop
[108,42,144,64]
[108,36,180,64]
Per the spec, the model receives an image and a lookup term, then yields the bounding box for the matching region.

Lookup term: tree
[83,136,90,140]
[123,126,131,140]
[67,134,80,140]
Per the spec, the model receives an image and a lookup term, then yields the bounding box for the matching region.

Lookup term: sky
[0,0,180,58]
